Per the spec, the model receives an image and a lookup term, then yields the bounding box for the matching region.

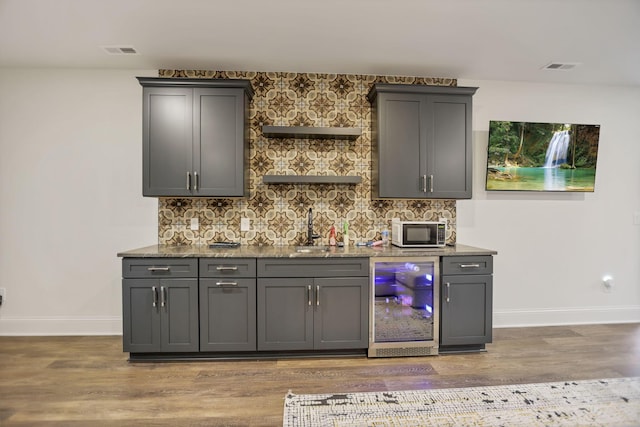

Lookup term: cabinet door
[199,278,256,352]
[314,277,369,349]
[426,95,473,198]
[142,87,194,197]
[194,88,247,197]
[374,92,427,198]
[257,278,314,351]
[440,275,493,346]
[159,279,199,352]
[122,279,161,352]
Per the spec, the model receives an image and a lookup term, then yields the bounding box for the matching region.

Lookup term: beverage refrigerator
[368,257,439,357]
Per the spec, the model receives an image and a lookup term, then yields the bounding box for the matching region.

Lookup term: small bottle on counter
[342,221,349,247]
[381,229,390,247]
[329,225,337,246]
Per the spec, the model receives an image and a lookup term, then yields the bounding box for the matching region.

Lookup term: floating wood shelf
[263,175,362,184]
[262,126,362,139]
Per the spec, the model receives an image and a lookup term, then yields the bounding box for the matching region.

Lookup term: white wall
[0,70,638,335]
[0,69,158,335]
[458,79,640,327]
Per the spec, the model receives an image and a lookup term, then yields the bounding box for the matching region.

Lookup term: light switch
[241,218,250,231]
[634,212,640,225]
[190,218,199,231]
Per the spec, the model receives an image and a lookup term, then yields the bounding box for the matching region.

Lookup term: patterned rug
[283,377,640,426]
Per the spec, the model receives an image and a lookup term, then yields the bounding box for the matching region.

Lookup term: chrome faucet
[306,208,320,245]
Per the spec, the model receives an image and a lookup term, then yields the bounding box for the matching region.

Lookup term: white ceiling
[1,0,639,86]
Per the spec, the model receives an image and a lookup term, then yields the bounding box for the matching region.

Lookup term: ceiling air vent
[542,62,581,71]
[101,46,139,55]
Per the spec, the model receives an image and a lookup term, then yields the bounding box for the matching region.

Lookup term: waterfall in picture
[543,130,570,168]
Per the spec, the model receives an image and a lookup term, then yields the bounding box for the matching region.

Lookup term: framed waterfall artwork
[485,121,601,192]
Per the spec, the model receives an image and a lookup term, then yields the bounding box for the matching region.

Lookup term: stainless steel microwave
[391,220,447,248]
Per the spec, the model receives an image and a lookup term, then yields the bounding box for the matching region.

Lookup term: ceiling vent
[542,62,581,71]
[101,46,139,55]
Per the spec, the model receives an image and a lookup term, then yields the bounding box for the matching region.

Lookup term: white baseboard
[493,305,640,328]
[0,316,122,336]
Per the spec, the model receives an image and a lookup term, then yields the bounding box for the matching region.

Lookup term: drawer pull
[215,266,239,271]
[215,281,238,286]
[459,263,480,269]
[147,266,170,272]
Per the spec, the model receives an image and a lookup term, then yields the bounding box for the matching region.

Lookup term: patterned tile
[156,70,459,246]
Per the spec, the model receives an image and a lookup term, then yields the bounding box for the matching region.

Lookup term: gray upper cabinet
[368,84,477,199]
[138,77,253,197]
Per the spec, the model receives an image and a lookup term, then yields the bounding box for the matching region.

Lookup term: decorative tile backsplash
[157,69,458,246]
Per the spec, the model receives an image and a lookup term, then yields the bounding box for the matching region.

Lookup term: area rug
[283,377,640,426]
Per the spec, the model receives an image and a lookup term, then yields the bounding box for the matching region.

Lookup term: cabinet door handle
[445,282,450,303]
[429,175,434,193]
[422,175,427,192]
[316,285,320,307]
[147,266,170,272]
[307,285,312,306]
[215,281,238,286]
[186,172,191,190]
[194,171,199,191]
[215,266,238,271]
[152,286,158,307]
[460,263,481,269]
[160,286,166,307]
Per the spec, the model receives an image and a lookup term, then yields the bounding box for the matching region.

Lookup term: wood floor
[1,323,639,426]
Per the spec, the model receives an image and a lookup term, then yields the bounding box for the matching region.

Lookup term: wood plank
[262,125,361,139]
[263,175,361,184]
[0,324,639,426]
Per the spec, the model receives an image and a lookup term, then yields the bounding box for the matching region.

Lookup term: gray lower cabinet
[122,258,199,353]
[367,84,477,199]
[138,77,253,197]
[199,259,257,352]
[257,258,369,351]
[440,256,493,350]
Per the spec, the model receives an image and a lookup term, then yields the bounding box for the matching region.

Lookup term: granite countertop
[117,243,497,258]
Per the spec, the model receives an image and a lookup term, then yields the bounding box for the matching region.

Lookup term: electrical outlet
[634,211,640,225]
[240,218,250,232]
[0,288,5,306]
[190,217,199,231]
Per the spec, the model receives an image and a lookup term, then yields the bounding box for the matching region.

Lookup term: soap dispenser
[329,225,337,246]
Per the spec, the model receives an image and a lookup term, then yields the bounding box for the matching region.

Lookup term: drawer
[258,258,368,278]
[441,256,493,275]
[200,258,257,278]
[122,258,198,278]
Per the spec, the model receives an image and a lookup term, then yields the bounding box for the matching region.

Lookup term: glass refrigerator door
[373,260,436,343]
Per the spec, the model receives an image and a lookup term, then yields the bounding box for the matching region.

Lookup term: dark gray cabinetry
[367,84,477,199]
[122,258,199,353]
[138,77,253,197]
[440,256,493,351]
[256,258,369,351]
[199,259,257,352]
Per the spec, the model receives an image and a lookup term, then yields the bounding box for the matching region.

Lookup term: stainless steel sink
[294,246,330,253]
